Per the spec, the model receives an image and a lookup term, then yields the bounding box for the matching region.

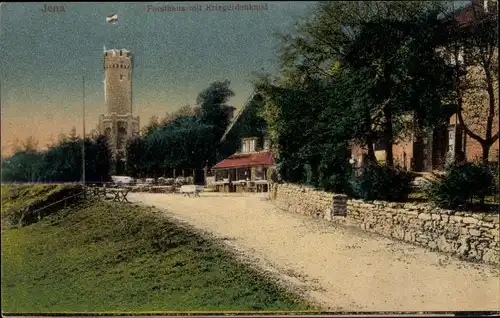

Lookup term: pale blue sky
[0,1,315,153]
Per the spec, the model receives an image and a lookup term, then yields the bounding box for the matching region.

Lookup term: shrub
[348,162,412,201]
[317,143,352,193]
[426,162,495,209]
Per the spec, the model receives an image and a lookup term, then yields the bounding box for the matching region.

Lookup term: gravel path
[128,192,500,312]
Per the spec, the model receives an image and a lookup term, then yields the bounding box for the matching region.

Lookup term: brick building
[351,0,499,172]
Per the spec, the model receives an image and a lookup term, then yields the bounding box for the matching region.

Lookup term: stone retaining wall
[271,183,500,265]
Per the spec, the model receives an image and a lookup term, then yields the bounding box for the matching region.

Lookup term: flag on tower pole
[106,13,118,24]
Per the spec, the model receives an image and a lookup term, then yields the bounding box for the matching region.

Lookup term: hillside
[1,185,313,313]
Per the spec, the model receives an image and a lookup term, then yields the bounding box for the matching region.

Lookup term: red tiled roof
[212,151,275,169]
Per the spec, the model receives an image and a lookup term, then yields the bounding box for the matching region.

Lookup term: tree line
[1,79,267,183]
[2,1,497,197]
[1,128,111,183]
[253,0,498,192]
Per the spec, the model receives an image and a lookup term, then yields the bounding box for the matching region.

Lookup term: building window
[120,74,124,81]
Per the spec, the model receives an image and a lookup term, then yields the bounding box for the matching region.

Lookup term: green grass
[1,197,314,313]
[1,183,76,213]
[1,183,83,228]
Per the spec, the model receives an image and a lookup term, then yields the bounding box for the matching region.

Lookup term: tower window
[120,74,124,80]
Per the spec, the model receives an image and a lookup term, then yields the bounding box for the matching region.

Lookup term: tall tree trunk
[364,113,376,162]
[482,142,490,165]
[482,64,496,164]
[366,134,376,162]
[456,57,499,166]
[383,107,394,166]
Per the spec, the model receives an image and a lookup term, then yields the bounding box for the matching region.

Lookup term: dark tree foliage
[348,162,413,202]
[426,162,495,209]
[125,80,240,180]
[126,115,217,180]
[342,10,457,166]
[219,93,268,159]
[257,74,353,191]
[254,2,459,198]
[196,80,236,164]
[1,134,112,183]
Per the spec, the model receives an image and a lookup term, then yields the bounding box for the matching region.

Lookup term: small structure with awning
[211,137,274,192]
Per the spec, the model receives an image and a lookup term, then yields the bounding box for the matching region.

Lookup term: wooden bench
[179,185,203,197]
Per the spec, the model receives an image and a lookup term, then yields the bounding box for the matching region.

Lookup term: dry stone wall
[273,183,331,219]
[271,183,500,265]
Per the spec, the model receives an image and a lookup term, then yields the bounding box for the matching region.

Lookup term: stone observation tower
[98,48,140,160]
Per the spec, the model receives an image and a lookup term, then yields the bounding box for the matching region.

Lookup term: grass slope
[1,183,77,212]
[2,198,313,313]
[1,184,82,228]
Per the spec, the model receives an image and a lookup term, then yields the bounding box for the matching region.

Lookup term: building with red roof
[211,137,275,192]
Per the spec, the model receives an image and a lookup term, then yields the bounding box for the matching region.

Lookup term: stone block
[463,217,479,225]
[458,237,470,256]
[482,249,499,264]
[431,214,441,221]
[469,229,481,236]
[484,215,500,223]
[418,213,432,220]
[437,235,452,253]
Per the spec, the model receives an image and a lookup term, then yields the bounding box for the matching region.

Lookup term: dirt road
[128,192,500,312]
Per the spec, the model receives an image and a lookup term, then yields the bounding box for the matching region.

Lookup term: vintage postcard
[1,1,499,316]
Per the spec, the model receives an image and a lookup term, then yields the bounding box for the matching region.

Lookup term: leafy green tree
[196,80,236,163]
[440,3,499,163]
[141,115,161,136]
[1,151,43,182]
[255,70,353,190]
[342,11,456,166]
[2,131,111,183]
[275,1,451,167]
[126,115,216,181]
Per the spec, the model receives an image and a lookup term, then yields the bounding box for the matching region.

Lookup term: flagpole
[82,74,86,193]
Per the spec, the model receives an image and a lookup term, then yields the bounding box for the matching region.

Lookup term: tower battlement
[104,48,132,57]
[104,49,132,69]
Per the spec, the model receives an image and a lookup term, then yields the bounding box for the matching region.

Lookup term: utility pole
[82,75,86,196]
